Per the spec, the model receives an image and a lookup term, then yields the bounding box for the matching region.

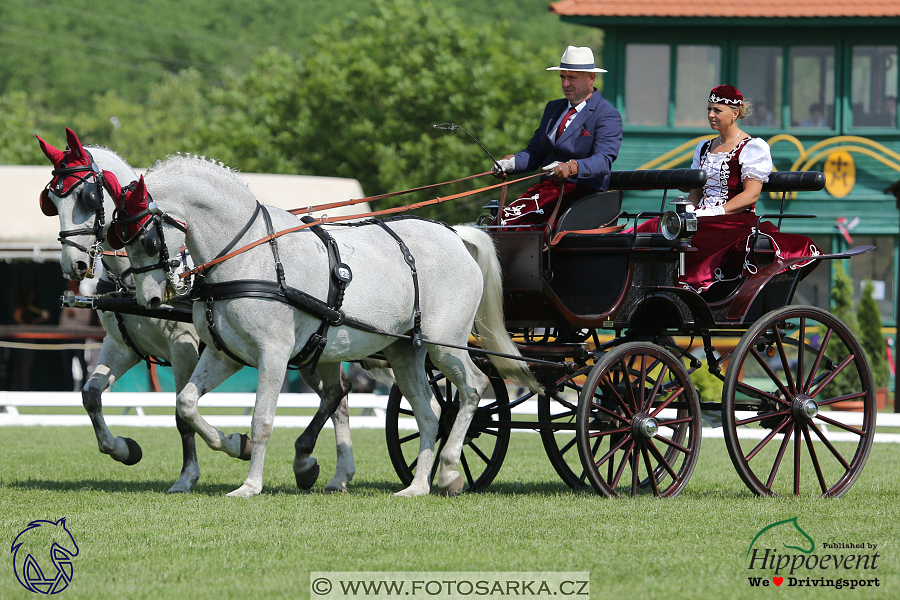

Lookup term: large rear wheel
[721,306,876,497]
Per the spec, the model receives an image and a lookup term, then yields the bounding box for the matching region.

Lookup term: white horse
[114,155,542,497]
[36,129,357,493]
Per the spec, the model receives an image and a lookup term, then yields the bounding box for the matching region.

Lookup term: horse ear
[36,134,65,166]
[103,171,123,200]
[65,127,87,160]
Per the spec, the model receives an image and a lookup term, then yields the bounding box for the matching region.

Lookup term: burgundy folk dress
[638,137,819,294]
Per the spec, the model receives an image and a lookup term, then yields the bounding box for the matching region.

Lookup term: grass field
[1,427,897,599]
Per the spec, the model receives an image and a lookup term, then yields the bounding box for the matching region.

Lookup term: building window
[851,46,898,128]
[674,46,721,127]
[789,47,835,128]
[792,235,832,310]
[738,46,782,128]
[624,44,670,126]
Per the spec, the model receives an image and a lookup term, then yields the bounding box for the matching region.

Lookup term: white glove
[692,205,726,218]
[492,157,515,174]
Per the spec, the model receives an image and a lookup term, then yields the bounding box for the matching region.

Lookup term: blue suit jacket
[511,89,623,192]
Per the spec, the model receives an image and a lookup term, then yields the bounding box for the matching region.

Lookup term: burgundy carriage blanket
[633,213,820,294]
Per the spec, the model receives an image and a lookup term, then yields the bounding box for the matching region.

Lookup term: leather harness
[190,205,430,372]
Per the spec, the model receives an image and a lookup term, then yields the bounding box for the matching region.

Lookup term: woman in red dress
[639,85,819,294]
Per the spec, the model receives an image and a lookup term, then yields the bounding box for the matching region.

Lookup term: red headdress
[109,175,153,249]
[708,84,743,106]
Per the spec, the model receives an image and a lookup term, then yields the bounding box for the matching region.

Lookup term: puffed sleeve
[740,138,773,183]
[690,140,707,169]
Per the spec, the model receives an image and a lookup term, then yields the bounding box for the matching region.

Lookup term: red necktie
[555,106,577,141]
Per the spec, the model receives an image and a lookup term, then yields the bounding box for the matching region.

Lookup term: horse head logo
[11,518,79,594]
[747,516,815,558]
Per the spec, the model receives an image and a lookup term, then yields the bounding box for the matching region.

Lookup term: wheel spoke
[594,433,632,468]
[796,318,806,393]
[398,407,415,417]
[736,409,790,427]
[647,439,679,480]
[631,444,640,496]
[765,423,794,489]
[399,431,420,444]
[813,414,866,436]
[641,446,661,496]
[620,359,640,414]
[648,385,682,417]
[591,403,632,425]
[460,452,475,487]
[808,421,851,470]
[645,364,670,414]
[817,391,867,406]
[656,415,692,428]
[809,354,856,399]
[639,355,648,412]
[654,434,690,455]
[794,421,801,495]
[745,417,791,461]
[589,425,633,440]
[610,442,633,489]
[750,348,793,405]
[466,440,491,465]
[801,424,829,495]
[773,327,798,395]
[803,327,834,392]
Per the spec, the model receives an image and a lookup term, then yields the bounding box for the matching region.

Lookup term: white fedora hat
[546,46,607,73]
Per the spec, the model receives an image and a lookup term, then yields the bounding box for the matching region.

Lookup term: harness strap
[370,219,424,351]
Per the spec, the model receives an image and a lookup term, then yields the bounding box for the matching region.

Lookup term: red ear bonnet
[36,128,97,217]
[109,175,152,249]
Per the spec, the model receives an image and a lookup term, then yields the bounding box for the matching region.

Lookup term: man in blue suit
[493,46,623,229]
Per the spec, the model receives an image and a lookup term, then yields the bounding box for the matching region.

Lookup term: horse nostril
[74,261,88,279]
[146,297,161,310]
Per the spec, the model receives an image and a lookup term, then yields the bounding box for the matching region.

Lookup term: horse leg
[82,337,143,464]
[175,349,246,460]
[428,347,491,496]
[291,363,353,492]
[383,343,438,497]
[167,342,202,494]
[227,352,291,498]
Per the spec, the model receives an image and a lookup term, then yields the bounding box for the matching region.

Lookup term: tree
[0,91,48,164]
[202,0,559,222]
[827,262,860,397]
[858,280,890,389]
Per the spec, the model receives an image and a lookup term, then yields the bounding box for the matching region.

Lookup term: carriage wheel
[721,306,876,497]
[539,385,591,491]
[385,366,511,493]
[575,342,701,497]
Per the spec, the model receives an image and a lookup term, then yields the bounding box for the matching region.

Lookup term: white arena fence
[1,391,899,443]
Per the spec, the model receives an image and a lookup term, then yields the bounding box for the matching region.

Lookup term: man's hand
[491,155,515,179]
[545,160,578,182]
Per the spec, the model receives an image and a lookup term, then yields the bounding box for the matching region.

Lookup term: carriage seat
[554,190,623,234]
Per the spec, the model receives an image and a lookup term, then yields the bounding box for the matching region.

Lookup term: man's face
[560,71,595,105]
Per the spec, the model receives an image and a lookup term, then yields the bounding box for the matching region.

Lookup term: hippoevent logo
[746,517,880,590]
[11,518,79,594]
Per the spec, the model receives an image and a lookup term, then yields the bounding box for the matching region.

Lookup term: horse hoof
[439,476,464,497]
[237,434,252,461]
[120,438,143,466]
[323,481,348,494]
[295,464,320,490]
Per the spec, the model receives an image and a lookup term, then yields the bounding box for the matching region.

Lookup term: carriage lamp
[477,199,500,226]
[661,197,698,277]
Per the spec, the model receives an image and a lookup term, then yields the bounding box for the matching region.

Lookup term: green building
[551,0,900,332]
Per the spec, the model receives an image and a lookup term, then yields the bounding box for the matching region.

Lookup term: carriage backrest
[554,191,623,233]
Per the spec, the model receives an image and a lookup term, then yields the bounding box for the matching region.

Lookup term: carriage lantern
[661,196,698,277]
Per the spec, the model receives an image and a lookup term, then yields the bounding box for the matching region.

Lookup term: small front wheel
[576,342,701,497]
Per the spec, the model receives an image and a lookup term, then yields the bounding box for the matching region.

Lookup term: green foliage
[0,91,46,164]
[827,262,860,397]
[689,363,723,404]
[859,280,890,389]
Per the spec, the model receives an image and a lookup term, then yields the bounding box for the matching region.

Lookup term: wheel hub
[632,414,659,440]
[791,394,818,421]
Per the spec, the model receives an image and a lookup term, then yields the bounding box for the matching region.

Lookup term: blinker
[142,223,162,257]
[40,188,59,217]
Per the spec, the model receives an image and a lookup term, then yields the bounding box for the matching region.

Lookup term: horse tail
[456,226,543,395]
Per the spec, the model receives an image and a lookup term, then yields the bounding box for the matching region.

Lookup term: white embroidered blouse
[691,137,773,211]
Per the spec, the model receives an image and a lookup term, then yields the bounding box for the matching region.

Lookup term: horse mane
[86,145,134,169]
[146,154,251,192]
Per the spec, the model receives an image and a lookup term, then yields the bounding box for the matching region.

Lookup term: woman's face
[707,102,738,131]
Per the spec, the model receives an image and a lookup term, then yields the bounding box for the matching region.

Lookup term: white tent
[2,166,370,261]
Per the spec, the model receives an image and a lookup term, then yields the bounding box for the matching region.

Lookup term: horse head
[36,128,128,280]
[111,175,189,309]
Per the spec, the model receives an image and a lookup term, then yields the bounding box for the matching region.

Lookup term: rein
[181,172,541,280]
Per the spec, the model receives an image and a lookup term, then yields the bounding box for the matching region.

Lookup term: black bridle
[110,187,191,296]
[43,150,108,277]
